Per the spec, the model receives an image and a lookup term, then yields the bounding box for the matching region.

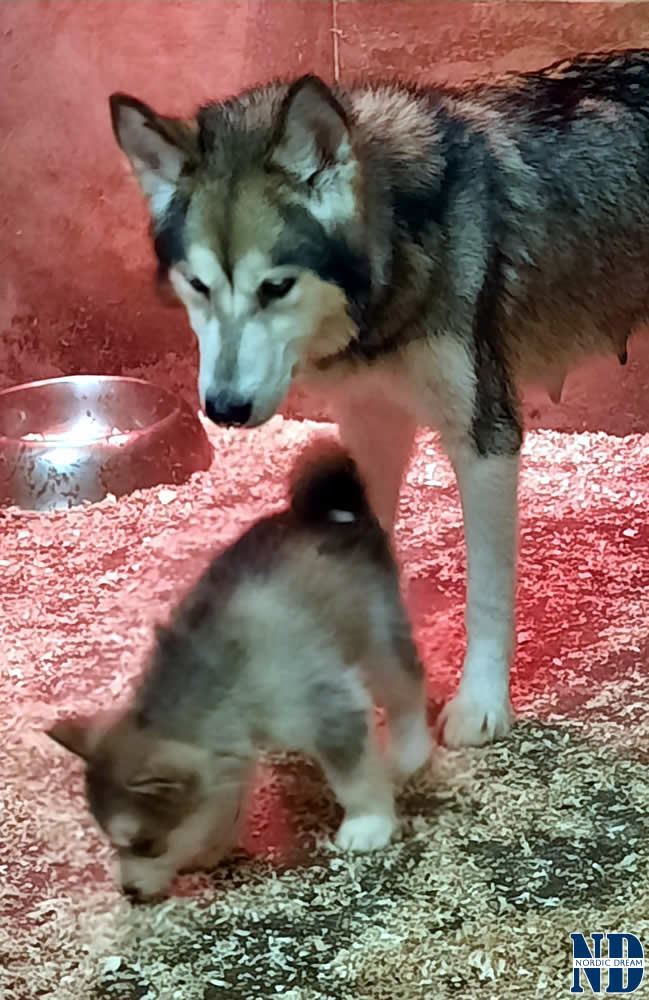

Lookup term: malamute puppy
[47,442,431,900]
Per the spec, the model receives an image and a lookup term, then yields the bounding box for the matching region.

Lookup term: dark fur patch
[471,294,523,457]
[390,623,425,683]
[273,204,372,324]
[313,695,367,773]
[469,153,522,458]
[392,112,469,238]
[85,767,119,827]
[135,628,246,740]
[517,49,649,121]
[289,441,371,524]
[153,190,189,276]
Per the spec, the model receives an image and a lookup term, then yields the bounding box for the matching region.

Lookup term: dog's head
[47,713,243,900]
[110,76,374,427]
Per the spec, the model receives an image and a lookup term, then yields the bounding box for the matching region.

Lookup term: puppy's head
[47,714,241,900]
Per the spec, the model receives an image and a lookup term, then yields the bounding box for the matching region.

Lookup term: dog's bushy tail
[526,49,649,112]
[289,438,376,526]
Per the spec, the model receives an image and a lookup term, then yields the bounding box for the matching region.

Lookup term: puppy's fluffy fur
[48,440,431,900]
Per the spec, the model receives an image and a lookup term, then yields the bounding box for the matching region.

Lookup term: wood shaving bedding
[2,418,648,999]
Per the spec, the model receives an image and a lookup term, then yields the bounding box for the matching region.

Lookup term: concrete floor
[1,1,649,433]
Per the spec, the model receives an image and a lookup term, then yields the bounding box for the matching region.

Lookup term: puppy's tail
[289,438,376,527]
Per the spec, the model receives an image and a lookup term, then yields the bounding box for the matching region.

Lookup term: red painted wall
[2,1,648,434]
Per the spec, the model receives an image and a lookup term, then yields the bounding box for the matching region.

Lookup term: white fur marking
[335,814,395,852]
[309,155,357,229]
[187,246,226,289]
[233,251,273,296]
[146,177,176,220]
[234,315,297,412]
[107,814,140,849]
[439,450,518,747]
[328,509,356,523]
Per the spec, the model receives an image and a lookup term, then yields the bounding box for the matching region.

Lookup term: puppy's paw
[335,813,396,852]
[437,685,513,748]
[119,858,175,902]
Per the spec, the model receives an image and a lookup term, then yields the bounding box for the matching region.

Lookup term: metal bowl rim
[0,374,184,446]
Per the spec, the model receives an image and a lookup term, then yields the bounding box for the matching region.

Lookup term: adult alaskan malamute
[108,49,649,748]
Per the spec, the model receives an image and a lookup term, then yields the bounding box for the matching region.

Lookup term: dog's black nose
[204,395,252,427]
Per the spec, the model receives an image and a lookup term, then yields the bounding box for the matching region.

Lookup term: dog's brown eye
[189,277,210,298]
[259,277,295,306]
[131,838,157,858]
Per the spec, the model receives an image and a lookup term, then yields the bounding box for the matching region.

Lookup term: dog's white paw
[335,813,396,852]
[438,686,513,748]
[119,858,176,902]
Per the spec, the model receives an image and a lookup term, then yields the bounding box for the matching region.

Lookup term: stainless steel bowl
[0,375,213,511]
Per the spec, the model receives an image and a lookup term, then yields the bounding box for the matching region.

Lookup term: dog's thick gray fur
[108,49,649,748]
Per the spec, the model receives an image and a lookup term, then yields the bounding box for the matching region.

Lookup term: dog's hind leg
[331,391,416,532]
[312,672,397,852]
[321,733,397,853]
[437,439,519,748]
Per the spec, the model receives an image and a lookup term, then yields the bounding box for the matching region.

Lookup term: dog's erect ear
[269,75,354,190]
[46,717,101,761]
[109,94,199,219]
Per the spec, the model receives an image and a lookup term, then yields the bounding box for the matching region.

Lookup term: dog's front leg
[438,439,518,747]
[330,391,416,532]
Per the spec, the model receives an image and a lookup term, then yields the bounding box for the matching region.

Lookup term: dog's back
[133,439,413,753]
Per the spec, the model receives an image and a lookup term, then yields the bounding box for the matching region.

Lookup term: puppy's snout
[122,882,165,904]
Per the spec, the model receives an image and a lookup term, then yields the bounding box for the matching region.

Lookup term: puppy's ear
[128,776,188,797]
[126,742,201,805]
[46,717,101,761]
[126,771,195,806]
[153,622,178,651]
[153,622,168,642]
